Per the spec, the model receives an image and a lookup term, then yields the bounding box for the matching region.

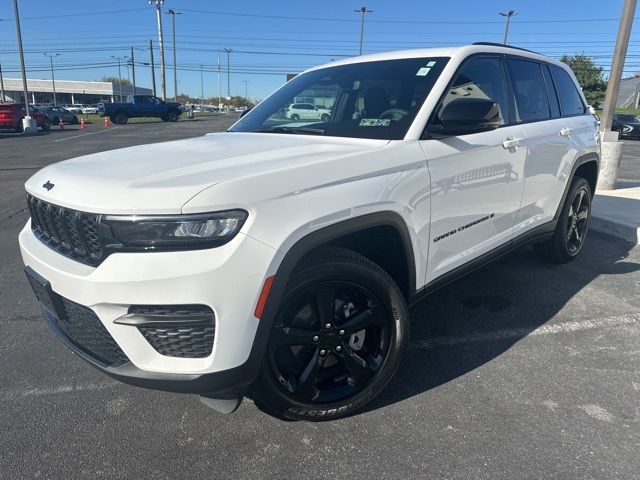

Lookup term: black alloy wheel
[566,184,590,255]
[166,110,179,122]
[113,112,128,125]
[253,247,409,421]
[534,176,592,263]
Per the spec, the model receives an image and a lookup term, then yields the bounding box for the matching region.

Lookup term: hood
[25,132,388,214]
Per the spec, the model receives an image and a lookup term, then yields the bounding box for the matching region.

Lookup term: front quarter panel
[182,140,432,292]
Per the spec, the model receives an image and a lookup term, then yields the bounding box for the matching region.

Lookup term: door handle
[560,128,574,137]
[502,137,522,149]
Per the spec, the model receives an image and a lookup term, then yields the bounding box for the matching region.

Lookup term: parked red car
[0,103,51,133]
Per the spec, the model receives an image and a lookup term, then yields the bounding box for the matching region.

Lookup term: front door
[419,56,527,283]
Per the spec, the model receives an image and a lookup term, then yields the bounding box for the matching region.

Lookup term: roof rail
[472,42,538,55]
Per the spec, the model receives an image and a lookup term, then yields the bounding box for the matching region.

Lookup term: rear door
[511,60,585,231]
[419,55,527,282]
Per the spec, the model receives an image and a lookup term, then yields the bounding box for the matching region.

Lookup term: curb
[590,215,640,244]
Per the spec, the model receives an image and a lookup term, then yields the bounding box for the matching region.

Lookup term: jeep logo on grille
[42,181,54,191]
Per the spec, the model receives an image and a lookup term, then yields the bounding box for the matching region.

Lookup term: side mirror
[429,98,502,136]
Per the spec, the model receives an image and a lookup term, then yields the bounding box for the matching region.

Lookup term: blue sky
[0,0,637,101]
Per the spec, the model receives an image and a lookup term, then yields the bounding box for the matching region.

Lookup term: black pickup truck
[98,95,182,124]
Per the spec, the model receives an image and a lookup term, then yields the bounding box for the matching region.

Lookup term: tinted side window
[508,59,550,123]
[541,64,561,118]
[436,56,508,127]
[550,66,586,116]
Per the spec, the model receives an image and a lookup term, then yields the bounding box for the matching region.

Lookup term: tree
[101,76,133,88]
[560,54,607,107]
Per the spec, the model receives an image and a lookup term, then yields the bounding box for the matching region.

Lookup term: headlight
[101,210,248,251]
[622,124,633,133]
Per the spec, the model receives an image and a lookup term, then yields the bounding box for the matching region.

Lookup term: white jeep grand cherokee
[20,43,599,420]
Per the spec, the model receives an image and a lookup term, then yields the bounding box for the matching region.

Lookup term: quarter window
[508,59,550,123]
[541,64,561,118]
[550,66,586,116]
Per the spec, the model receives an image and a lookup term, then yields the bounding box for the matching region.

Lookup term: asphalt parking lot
[1,120,639,479]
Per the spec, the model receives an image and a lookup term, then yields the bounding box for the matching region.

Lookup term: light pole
[354,6,372,55]
[217,52,221,108]
[224,48,232,99]
[166,9,181,102]
[111,56,123,102]
[129,46,137,95]
[43,53,60,105]
[598,0,637,190]
[499,10,517,45]
[0,62,6,103]
[13,0,36,132]
[243,79,249,101]
[149,0,166,100]
[149,39,156,97]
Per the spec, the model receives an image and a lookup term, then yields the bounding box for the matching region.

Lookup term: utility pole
[130,47,137,94]
[243,79,249,101]
[166,9,181,102]
[217,52,221,109]
[149,39,157,97]
[224,48,232,99]
[598,0,637,190]
[13,0,36,132]
[354,6,372,55]
[43,53,60,105]
[499,10,517,45]
[200,64,204,108]
[149,0,166,100]
[111,56,123,102]
[0,62,5,103]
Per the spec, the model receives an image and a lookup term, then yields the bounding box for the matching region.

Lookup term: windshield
[230,57,448,140]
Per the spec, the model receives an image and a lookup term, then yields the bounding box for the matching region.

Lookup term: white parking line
[53,127,117,142]
[0,381,121,401]
[410,312,640,350]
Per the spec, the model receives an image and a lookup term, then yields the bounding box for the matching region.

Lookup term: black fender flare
[553,152,600,222]
[227,211,418,396]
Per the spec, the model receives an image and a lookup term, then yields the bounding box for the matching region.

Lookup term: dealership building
[1,77,152,104]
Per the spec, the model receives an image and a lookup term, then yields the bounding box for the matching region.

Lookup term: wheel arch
[553,152,599,221]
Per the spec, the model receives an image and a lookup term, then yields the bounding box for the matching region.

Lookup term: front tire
[113,112,128,125]
[252,247,409,421]
[534,177,592,263]
[166,110,180,122]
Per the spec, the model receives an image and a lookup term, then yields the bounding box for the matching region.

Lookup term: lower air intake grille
[128,305,215,359]
[52,297,129,367]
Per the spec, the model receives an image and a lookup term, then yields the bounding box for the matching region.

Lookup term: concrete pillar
[597,131,624,190]
[31,92,35,103]
[71,93,75,105]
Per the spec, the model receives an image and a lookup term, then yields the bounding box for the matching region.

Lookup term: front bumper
[19,221,282,395]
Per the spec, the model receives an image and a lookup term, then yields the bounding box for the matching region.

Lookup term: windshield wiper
[253,126,326,135]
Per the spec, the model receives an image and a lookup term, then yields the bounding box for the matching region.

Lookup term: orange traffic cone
[58,118,64,130]
[103,117,110,128]
[80,118,86,129]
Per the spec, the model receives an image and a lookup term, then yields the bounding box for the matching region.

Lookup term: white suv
[285,102,331,121]
[20,43,599,420]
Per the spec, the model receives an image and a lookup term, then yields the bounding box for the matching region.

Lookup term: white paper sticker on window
[416,67,431,76]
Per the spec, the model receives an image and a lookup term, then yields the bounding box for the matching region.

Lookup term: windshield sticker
[359,118,391,127]
[426,61,436,67]
[416,67,432,76]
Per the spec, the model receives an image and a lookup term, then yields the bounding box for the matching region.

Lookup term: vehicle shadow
[360,230,640,415]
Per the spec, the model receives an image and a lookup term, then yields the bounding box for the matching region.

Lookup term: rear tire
[291,113,300,120]
[41,118,51,132]
[534,177,592,263]
[252,247,409,421]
